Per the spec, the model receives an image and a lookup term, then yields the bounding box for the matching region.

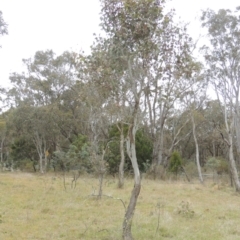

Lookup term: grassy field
[0,172,239,240]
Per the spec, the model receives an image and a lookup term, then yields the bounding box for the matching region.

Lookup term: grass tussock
[0,172,239,239]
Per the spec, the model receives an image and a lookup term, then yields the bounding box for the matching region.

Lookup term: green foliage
[8,50,76,107]
[17,159,35,172]
[100,0,165,57]
[168,151,182,175]
[106,125,153,174]
[206,157,228,175]
[106,141,127,174]
[10,137,38,171]
[52,134,91,172]
[106,124,129,174]
[135,130,153,172]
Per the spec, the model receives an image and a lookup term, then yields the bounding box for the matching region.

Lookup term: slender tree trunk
[0,136,5,171]
[234,113,240,163]
[191,115,204,184]
[213,141,216,157]
[157,128,164,166]
[39,154,44,174]
[98,172,104,199]
[97,147,108,199]
[33,131,45,174]
[43,146,48,173]
[118,128,125,188]
[122,182,141,240]
[224,107,240,191]
[152,127,164,179]
[32,162,37,172]
[151,139,158,179]
[228,127,240,191]
[123,123,141,240]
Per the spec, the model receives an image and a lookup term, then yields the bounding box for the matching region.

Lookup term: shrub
[206,157,228,175]
[168,151,182,176]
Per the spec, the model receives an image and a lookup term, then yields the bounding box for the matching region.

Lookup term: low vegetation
[0,172,239,240]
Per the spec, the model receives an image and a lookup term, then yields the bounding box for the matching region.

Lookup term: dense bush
[106,125,153,174]
[51,134,91,172]
[206,157,228,175]
[168,151,183,176]
[10,137,38,171]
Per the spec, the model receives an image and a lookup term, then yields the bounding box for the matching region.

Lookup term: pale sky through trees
[0,0,238,89]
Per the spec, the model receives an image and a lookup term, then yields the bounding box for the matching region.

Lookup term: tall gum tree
[201,7,240,191]
[6,50,78,172]
[99,0,168,239]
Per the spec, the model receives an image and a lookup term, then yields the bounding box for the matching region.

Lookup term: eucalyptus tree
[8,50,76,107]
[6,50,79,172]
[81,25,133,185]
[162,109,191,167]
[144,19,194,168]
[98,0,181,239]
[165,100,227,170]
[6,105,55,173]
[203,100,226,158]
[185,102,205,183]
[118,5,203,179]
[201,7,240,191]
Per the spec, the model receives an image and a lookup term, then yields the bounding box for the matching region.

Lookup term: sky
[0,0,239,89]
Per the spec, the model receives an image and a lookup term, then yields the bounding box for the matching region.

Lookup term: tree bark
[122,182,141,240]
[0,136,5,171]
[223,104,240,191]
[123,123,141,240]
[234,113,240,162]
[33,132,45,174]
[191,114,204,184]
[157,127,164,166]
[118,127,125,188]
[39,155,44,174]
[228,123,240,192]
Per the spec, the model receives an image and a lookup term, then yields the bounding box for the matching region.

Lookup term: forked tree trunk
[123,123,141,240]
[33,131,47,174]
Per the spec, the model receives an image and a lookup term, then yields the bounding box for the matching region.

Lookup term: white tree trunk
[234,113,240,159]
[118,128,125,188]
[191,114,204,184]
[123,123,141,240]
[39,154,44,174]
[33,131,46,174]
[157,127,164,166]
[227,120,240,191]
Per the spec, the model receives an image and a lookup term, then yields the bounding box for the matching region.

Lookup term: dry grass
[0,172,239,239]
